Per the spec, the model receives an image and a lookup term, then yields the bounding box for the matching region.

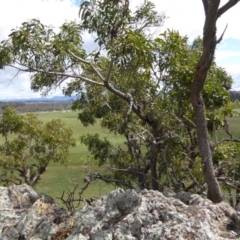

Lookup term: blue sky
[0,0,240,99]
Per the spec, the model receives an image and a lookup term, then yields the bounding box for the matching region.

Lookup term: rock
[0,184,240,239]
[0,184,72,239]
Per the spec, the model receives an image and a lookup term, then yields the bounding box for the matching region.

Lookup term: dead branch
[58,179,96,211]
[217,177,239,190]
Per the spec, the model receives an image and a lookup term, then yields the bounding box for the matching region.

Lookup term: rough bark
[150,142,159,190]
[190,0,239,203]
[236,186,240,205]
[149,121,161,191]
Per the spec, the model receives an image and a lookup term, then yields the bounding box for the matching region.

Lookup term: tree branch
[220,139,240,144]
[67,53,149,123]
[62,54,150,124]
[69,51,105,82]
[105,59,114,83]
[1,165,24,175]
[217,177,239,190]
[7,64,105,87]
[29,173,41,186]
[91,172,134,189]
[217,24,228,43]
[104,82,148,123]
[217,0,239,18]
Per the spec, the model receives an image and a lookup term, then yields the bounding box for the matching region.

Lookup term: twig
[58,180,94,211]
[217,24,228,43]
[69,51,105,82]
[217,177,239,190]
[105,59,114,83]
[91,172,134,189]
[182,115,196,127]
[220,139,240,144]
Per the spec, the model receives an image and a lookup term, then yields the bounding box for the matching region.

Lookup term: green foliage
[80,133,113,166]
[0,19,85,95]
[0,107,75,186]
[0,0,236,196]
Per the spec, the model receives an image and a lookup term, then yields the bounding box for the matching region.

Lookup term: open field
[216,108,240,141]
[36,111,126,204]
[0,110,125,206]
[33,109,240,204]
[0,109,240,207]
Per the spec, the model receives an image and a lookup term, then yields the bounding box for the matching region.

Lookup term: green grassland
[36,111,126,204]
[36,110,240,204]
[216,108,240,141]
[0,110,125,206]
[1,109,240,207]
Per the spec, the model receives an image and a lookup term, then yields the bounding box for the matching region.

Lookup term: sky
[0,0,240,99]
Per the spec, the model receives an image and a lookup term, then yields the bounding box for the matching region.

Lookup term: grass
[0,110,125,205]
[215,115,240,141]
[35,110,240,203]
[35,111,125,203]
[1,109,240,207]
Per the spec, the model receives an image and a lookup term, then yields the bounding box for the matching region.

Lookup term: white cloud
[154,0,204,40]
[154,0,240,90]
[216,51,240,61]
[0,0,78,40]
[0,0,79,99]
[154,0,240,40]
[1,0,240,99]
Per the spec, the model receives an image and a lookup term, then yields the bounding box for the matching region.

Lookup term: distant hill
[230,90,240,102]
[2,91,239,103]
[0,96,78,103]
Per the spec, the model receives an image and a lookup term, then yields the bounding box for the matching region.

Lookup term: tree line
[0,101,71,113]
[230,91,240,102]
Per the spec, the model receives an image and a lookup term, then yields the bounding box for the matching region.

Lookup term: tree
[0,0,167,191]
[0,0,237,202]
[190,0,239,203]
[75,31,232,193]
[0,107,75,186]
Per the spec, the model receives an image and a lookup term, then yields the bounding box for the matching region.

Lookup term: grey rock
[0,184,240,239]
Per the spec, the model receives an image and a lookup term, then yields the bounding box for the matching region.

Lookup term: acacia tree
[0,107,75,186]
[190,0,239,203]
[0,0,237,202]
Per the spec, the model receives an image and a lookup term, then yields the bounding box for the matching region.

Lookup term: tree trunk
[191,94,222,203]
[150,142,159,190]
[236,186,240,206]
[190,0,223,203]
[149,122,160,191]
[191,0,240,203]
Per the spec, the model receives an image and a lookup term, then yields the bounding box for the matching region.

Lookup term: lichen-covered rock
[0,184,72,239]
[0,184,240,239]
[70,189,240,240]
